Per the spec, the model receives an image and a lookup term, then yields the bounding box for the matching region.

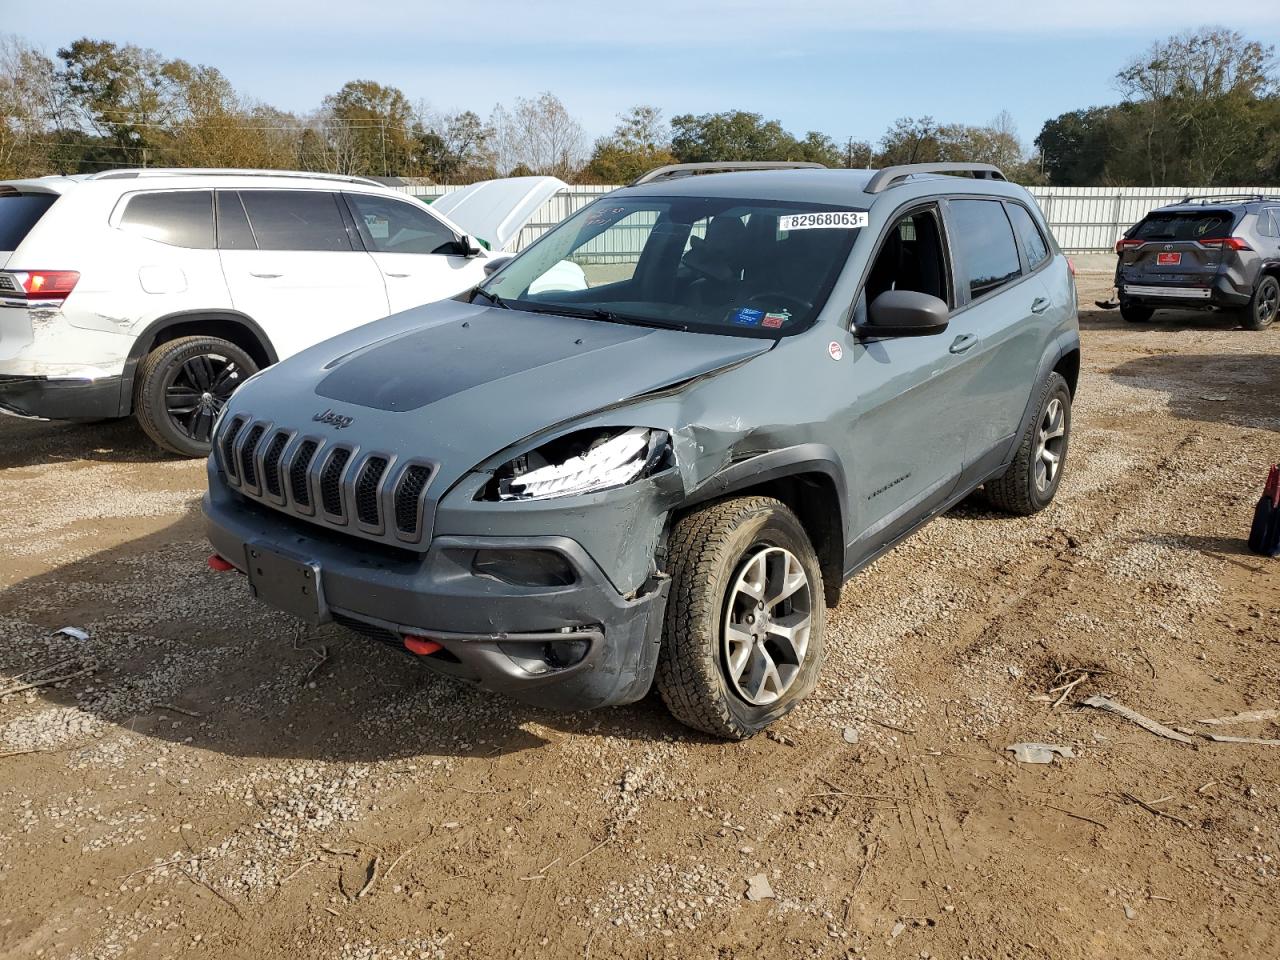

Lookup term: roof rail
[863,162,1006,194]
[1177,193,1280,205]
[88,168,384,187]
[628,161,826,187]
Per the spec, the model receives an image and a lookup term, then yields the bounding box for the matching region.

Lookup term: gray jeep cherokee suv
[203,161,1080,739]
[1115,194,1280,329]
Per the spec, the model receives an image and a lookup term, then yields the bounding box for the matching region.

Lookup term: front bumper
[0,374,127,420]
[203,482,670,711]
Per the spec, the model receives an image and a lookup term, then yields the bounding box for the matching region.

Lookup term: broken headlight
[486,427,672,501]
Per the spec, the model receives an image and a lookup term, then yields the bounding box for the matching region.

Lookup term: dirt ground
[1,275,1278,960]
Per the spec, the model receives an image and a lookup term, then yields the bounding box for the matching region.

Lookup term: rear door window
[238,190,353,252]
[119,191,215,248]
[0,193,58,250]
[1132,211,1235,243]
[344,193,457,254]
[948,199,1022,300]
[1006,202,1051,271]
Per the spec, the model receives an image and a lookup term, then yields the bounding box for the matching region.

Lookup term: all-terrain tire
[1120,301,1153,323]
[655,496,826,740]
[984,372,1072,516]
[1242,275,1278,331]
[134,336,257,457]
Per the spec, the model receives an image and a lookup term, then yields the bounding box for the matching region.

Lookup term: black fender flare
[678,443,848,598]
[120,310,279,415]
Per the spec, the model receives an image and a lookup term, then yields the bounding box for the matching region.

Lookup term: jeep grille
[215,415,435,543]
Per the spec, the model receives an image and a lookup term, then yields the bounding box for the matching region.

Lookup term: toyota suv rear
[1115,195,1280,330]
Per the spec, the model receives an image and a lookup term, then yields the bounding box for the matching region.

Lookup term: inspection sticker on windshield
[779,211,868,232]
[732,307,764,326]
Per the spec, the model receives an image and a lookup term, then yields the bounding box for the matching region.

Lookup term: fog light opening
[471,549,576,587]
[545,636,591,669]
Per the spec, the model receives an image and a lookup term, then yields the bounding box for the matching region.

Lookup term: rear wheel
[1243,275,1278,331]
[985,372,1071,516]
[134,336,257,457]
[656,496,826,740]
[1120,301,1153,323]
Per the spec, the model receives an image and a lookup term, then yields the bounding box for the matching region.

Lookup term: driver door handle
[250,272,282,279]
[949,333,978,354]
[1031,297,1051,314]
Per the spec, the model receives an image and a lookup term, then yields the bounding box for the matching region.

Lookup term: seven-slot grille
[217,414,435,542]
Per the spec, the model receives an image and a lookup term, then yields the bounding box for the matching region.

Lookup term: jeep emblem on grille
[313,409,354,430]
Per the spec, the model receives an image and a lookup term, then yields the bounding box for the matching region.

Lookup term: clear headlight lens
[488,427,672,501]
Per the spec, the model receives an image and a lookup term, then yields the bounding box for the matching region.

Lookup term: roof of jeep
[613,168,1027,205]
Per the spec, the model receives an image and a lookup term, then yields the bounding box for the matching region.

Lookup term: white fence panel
[395,183,1280,255]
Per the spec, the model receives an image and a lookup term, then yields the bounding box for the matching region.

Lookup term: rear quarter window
[0,193,58,250]
[1006,203,1051,271]
[119,191,215,248]
[1133,211,1235,242]
[948,198,1022,300]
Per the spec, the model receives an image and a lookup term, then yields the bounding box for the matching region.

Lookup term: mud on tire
[655,496,826,740]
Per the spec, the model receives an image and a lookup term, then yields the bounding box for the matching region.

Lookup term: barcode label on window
[779,211,868,231]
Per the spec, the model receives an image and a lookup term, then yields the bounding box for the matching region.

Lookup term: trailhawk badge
[313,409,354,429]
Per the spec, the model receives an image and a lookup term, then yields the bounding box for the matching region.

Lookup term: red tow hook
[207,554,236,572]
[403,634,444,656]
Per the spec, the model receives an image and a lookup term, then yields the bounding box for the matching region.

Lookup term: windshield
[480,195,866,337]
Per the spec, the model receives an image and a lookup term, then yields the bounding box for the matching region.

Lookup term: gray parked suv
[1115,194,1280,329]
[202,161,1080,739]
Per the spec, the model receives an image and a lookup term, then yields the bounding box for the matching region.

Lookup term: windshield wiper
[469,287,509,309]
[516,302,688,332]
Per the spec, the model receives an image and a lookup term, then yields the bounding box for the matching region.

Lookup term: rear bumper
[0,374,127,420]
[202,481,669,711]
[1116,274,1252,309]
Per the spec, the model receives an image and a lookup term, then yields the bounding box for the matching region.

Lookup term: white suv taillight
[9,270,80,300]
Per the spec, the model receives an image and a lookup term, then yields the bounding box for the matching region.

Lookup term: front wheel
[984,372,1072,516]
[134,336,257,457]
[656,496,826,740]
[1243,275,1278,331]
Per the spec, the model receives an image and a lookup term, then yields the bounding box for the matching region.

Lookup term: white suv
[0,169,568,455]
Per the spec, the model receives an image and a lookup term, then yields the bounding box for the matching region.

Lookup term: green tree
[414,109,493,182]
[56,38,188,167]
[321,79,417,176]
[670,110,806,163]
[583,105,675,183]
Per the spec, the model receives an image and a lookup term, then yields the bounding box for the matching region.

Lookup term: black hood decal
[315,310,650,412]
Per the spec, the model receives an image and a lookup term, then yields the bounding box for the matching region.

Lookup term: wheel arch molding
[677,443,848,607]
[121,310,278,415]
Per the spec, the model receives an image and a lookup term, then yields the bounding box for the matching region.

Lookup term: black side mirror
[457,235,483,258]
[866,290,950,335]
[483,255,514,277]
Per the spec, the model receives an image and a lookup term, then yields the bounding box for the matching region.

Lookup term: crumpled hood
[226,299,772,486]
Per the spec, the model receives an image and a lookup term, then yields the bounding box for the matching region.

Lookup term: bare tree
[489,92,585,178]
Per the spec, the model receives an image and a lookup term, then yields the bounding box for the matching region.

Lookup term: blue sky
[10,2,1280,151]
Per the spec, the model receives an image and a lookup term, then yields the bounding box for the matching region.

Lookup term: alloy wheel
[163,352,243,443]
[722,545,813,706]
[1034,397,1066,493]
[1258,280,1279,326]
